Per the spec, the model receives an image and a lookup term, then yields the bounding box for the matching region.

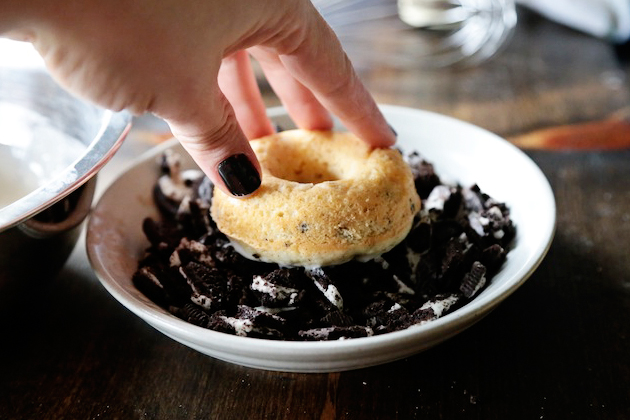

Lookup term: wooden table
[2,7,630,419]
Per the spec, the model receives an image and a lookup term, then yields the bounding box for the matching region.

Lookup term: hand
[1,0,396,196]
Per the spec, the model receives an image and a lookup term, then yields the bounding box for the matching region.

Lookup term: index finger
[273,3,396,148]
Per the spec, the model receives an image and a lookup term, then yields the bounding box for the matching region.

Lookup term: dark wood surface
[2,7,630,420]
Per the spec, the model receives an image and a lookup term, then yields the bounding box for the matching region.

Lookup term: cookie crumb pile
[133,148,515,341]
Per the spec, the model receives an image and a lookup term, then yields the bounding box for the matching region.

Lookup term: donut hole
[270,157,338,183]
[263,140,357,184]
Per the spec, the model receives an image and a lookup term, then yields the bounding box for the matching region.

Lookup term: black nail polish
[388,123,398,137]
[218,154,261,196]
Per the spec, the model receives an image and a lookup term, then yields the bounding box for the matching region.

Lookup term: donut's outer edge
[211,129,421,267]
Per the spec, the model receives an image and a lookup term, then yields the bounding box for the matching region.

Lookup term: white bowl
[86,105,555,372]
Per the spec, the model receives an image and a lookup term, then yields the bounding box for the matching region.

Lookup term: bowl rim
[87,105,556,370]
[0,108,132,232]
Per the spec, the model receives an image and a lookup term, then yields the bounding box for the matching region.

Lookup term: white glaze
[0,103,86,209]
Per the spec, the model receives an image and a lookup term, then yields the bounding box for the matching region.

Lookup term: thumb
[164,94,262,197]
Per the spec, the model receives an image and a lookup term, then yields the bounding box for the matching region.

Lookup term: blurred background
[251,0,630,151]
[125,0,630,158]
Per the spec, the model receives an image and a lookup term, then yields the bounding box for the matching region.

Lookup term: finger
[250,47,333,131]
[161,87,262,198]
[272,6,395,147]
[218,50,276,139]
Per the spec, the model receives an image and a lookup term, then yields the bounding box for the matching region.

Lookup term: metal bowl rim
[0,109,132,232]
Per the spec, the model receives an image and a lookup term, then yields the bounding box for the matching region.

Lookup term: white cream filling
[307,267,344,310]
[418,294,459,319]
[251,276,299,306]
[157,169,204,203]
[254,306,297,314]
[469,274,487,297]
[393,275,416,295]
[139,267,163,289]
[425,185,451,211]
[388,303,403,313]
[220,316,254,336]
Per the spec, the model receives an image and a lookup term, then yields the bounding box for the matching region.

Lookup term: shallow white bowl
[86,105,555,372]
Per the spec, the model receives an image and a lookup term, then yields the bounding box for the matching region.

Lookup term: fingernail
[217,154,261,196]
[388,123,398,137]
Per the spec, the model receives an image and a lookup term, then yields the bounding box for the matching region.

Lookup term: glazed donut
[211,129,421,267]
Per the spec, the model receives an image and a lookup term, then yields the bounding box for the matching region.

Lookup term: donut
[210,129,421,267]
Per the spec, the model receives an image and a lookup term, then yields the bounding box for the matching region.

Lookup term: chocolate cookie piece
[179,261,228,312]
[214,305,287,338]
[250,269,303,308]
[175,303,212,328]
[142,217,184,257]
[440,237,468,281]
[364,300,414,334]
[460,261,487,298]
[153,170,204,217]
[319,310,354,328]
[212,243,269,279]
[463,184,516,248]
[425,185,463,219]
[154,149,209,222]
[305,267,344,310]
[481,244,507,274]
[184,176,216,238]
[169,238,215,269]
[206,310,238,334]
[405,216,432,255]
[133,265,171,307]
[407,151,441,198]
[412,294,461,325]
[134,255,193,306]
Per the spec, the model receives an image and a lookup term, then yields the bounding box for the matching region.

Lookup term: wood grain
[509,114,630,150]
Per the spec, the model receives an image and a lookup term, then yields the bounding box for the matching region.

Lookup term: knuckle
[177,115,240,155]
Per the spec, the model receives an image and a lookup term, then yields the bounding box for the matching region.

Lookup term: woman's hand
[2,0,395,196]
